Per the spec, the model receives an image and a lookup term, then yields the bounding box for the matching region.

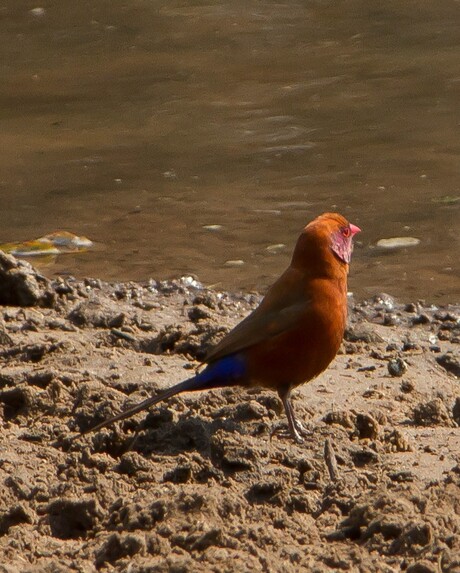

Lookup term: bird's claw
[270,420,310,444]
[291,420,311,443]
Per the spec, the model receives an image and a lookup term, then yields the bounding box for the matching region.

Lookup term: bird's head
[292,213,361,275]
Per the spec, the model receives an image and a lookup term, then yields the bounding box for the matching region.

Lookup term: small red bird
[81,213,360,442]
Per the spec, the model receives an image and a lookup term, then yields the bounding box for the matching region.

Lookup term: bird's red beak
[349,223,361,236]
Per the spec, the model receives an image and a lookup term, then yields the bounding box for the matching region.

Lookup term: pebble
[412,314,431,325]
[388,358,408,377]
[376,237,420,249]
[372,293,396,311]
[383,313,400,326]
[203,225,223,231]
[265,243,286,253]
[252,209,282,215]
[29,7,45,16]
[403,341,420,352]
[224,260,245,267]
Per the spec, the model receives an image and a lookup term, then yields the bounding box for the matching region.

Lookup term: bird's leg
[278,389,310,444]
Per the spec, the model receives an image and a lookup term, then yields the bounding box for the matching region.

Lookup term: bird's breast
[246,281,347,390]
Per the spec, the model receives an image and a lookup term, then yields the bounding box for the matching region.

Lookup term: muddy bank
[0,255,459,572]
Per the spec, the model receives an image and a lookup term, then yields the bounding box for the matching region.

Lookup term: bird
[79,212,360,443]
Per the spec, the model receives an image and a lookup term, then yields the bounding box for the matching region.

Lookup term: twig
[324,438,339,482]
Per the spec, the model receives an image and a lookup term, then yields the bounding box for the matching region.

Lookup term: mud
[0,261,459,572]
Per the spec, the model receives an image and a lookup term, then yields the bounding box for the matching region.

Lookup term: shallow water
[1,0,459,302]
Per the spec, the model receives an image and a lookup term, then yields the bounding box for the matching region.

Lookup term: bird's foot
[289,419,312,443]
[270,420,310,444]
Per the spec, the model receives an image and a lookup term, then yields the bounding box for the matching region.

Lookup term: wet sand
[1,1,459,302]
[0,256,459,572]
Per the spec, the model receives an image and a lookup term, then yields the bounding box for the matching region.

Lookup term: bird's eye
[341,227,351,238]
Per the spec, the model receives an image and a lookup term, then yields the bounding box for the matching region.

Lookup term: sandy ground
[0,253,459,572]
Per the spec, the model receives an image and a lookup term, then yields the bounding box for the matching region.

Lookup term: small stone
[372,293,396,311]
[203,225,223,231]
[224,260,245,267]
[403,341,420,351]
[376,237,420,249]
[29,7,45,16]
[384,313,400,326]
[265,243,286,253]
[412,314,431,325]
[388,358,408,377]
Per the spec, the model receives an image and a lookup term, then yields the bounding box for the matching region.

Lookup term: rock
[388,358,408,377]
[0,252,54,306]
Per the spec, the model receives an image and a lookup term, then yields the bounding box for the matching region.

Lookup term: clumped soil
[0,255,459,572]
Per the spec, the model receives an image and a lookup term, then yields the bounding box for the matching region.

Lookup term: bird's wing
[205,265,312,364]
[205,292,310,364]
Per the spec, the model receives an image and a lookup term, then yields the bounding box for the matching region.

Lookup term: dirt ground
[0,253,459,572]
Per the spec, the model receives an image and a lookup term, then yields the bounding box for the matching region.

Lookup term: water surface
[1,0,459,301]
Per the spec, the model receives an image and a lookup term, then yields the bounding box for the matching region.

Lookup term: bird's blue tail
[83,354,247,435]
